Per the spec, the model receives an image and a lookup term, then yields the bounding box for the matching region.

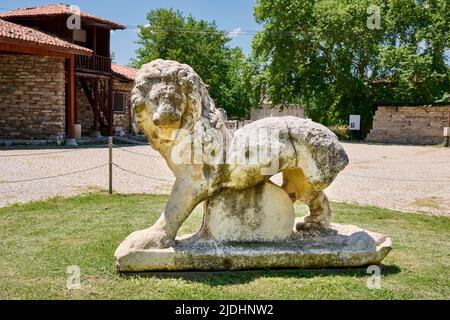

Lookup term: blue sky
[0,0,260,65]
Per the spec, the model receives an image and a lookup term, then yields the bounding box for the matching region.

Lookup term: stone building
[224,99,305,133]
[75,64,136,137]
[366,104,450,145]
[0,4,137,144]
[250,100,305,121]
[0,53,68,140]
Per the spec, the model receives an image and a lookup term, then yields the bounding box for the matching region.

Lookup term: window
[73,29,87,43]
[114,92,126,113]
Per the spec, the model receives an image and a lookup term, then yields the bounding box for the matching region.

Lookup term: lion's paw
[295,216,331,232]
[125,227,175,250]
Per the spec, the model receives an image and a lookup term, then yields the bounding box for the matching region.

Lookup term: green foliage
[329,125,352,141]
[252,0,450,131]
[436,92,450,103]
[132,9,253,119]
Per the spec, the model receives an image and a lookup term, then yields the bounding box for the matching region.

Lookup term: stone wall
[250,104,305,121]
[113,80,133,135]
[0,54,66,140]
[366,106,450,145]
[76,79,133,136]
[76,79,93,136]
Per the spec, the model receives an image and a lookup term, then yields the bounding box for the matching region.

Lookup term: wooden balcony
[75,54,111,75]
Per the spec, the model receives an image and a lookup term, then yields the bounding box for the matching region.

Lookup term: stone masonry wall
[366,106,450,145]
[76,79,93,136]
[250,104,305,121]
[113,80,133,134]
[0,54,66,140]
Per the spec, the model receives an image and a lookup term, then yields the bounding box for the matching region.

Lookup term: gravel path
[325,143,450,216]
[0,142,449,215]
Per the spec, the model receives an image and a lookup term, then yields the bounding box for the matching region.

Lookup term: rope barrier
[0,164,108,184]
[112,163,174,182]
[0,149,85,158]
[113,144,160,158]
[0,143,448,185]
[0,144,109,158]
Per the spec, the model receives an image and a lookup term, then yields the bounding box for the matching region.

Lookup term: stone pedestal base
[65,138,78,146]
[115,221,392,272]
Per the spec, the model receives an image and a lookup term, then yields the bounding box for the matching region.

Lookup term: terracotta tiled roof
[112,64,137,81]
[0,19,92,55]
[0,4,125,30]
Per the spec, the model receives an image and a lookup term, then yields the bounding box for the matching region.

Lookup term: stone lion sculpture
[126,59,349,250]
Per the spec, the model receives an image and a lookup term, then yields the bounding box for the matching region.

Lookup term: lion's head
[131,59,213,143]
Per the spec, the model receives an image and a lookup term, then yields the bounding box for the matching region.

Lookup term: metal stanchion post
[444,127,450,147]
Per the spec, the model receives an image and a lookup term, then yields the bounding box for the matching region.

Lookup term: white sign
[73,29,87,43]
[444,127,450,137]
[349,115,361,131]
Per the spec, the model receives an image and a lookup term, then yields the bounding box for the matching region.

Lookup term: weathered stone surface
[115,221,392,272]
[201,183,294,242]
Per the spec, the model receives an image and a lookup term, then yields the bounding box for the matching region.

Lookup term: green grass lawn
[0,192,448,300]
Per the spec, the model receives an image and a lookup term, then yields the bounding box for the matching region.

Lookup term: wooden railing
[75,55,111,74]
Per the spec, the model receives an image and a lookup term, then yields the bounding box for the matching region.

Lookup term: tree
[252,0,450,132]
[242,53,267,108]
[132,9,253,119]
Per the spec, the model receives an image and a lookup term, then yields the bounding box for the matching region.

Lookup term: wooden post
[93,78,99,132]
[93,26,97,55]
[74,77,78,125]
[109,136,113,194]
[66,55,76,141]
[108,77,114,136]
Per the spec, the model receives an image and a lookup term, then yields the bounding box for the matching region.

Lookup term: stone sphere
[201,183,295,242]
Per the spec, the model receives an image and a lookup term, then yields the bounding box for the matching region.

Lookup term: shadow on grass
[119,264,401,285]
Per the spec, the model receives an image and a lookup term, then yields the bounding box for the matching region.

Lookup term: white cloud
[228,27,242,38]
